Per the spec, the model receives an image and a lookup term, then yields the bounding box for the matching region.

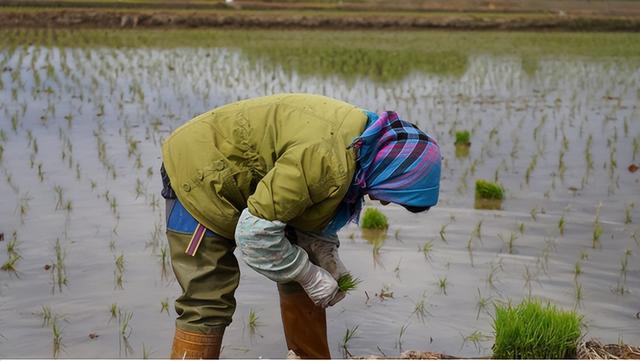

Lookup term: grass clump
[455,130,471,146]
[493,299,582,359]
[337,273,362,293]
[360,207,388,230]
[475,179,505,200]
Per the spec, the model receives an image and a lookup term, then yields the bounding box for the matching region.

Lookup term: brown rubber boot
[170,327,224,359]
[278,283,331,359]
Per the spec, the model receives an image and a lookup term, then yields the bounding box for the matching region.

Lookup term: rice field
[0,29,638,358]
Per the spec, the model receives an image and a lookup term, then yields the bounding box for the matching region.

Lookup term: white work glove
[294,231,348,306]
[294,261,342,308]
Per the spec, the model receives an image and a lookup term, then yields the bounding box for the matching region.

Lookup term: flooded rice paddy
[0,29,639,358]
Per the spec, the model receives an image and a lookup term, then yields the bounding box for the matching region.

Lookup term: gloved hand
[294,261,342,308]
[295,231,349,280]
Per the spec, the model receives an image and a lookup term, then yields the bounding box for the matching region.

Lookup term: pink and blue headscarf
[324,110,441,234]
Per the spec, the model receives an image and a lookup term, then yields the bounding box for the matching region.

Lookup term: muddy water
[0,33,639,358]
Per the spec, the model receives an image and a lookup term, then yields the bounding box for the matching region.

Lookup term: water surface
[0,29,639,358]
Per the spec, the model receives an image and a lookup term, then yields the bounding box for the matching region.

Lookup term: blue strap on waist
[167,199,216,237]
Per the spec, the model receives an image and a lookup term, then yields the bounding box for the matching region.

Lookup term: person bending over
[161,93,441,359]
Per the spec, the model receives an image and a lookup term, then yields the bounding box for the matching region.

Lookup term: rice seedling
[574,261,582,279]
[341,325,359,358]
[40,305,53,327]
[51,317,64,358]
[411,293,431,323]
[393,228,402,242]
[117,309,134,357]
[461,330,491,352]
[110,197,118,216]
[247,308,261,335]
[437,277,448,296]
[109,303,118,323]
[558,215,566,235]
[558,150,566,179]
[360,207,388,230]
[611,278,629,296]
[473,220,483,241]
[149,193,160,212]
[159,245,169,280]
[6,231,19,256]
[518,222,525,235]
[439,223,448,242]
[160,298,170,315]
[64,113,73,128]
[396,323,408,351]
[147,221,163,250]
[4,171,19,193]
[135,178,145,199]
[63,200,72,215]
[592,223,603,249]
[530,207,538,221]
[522,265,539,297]
[619,249,631,282]
[492,299,582,359]
[10,114,19,133]
[499,232,518,254]
[52,238,67,292]
[114,253,125,289]
[37,163,45,182]
[486,263,502,291]
[419,241,433,261]
[1,254,20,273]
[17,193,32,224]
[476,288,491,320]
[574,281,584,308]
[337,273,362,293]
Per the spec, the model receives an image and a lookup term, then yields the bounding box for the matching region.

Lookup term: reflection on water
[455,144,471,158]
[0,30,639,358]
[474,198,503,210]
[361,228,387,269]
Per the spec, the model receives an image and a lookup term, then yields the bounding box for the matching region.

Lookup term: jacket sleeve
[246,143,340,223]
[235,144,341,283]
[235,208,310,282]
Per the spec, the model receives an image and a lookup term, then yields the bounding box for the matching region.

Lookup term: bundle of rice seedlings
[454,130,471,146]
[360,207,388,230]
[493,298,582,359]
[337,273,362,293]
[475,179,505,200]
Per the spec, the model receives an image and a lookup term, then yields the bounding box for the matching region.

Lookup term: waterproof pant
[166,199,240,333]
[166,199,331,358]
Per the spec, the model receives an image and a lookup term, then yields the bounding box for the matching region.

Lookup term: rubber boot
[278,283,331,359]
[170,327,224,359]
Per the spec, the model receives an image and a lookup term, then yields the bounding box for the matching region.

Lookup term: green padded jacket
[161,93,368,240]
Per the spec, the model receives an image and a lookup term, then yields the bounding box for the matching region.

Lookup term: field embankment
[1,0,640,30]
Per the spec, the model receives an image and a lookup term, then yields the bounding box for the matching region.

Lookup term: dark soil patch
[1,8,639,30]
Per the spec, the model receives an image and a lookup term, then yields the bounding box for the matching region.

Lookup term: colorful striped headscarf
[324,110,441,234]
